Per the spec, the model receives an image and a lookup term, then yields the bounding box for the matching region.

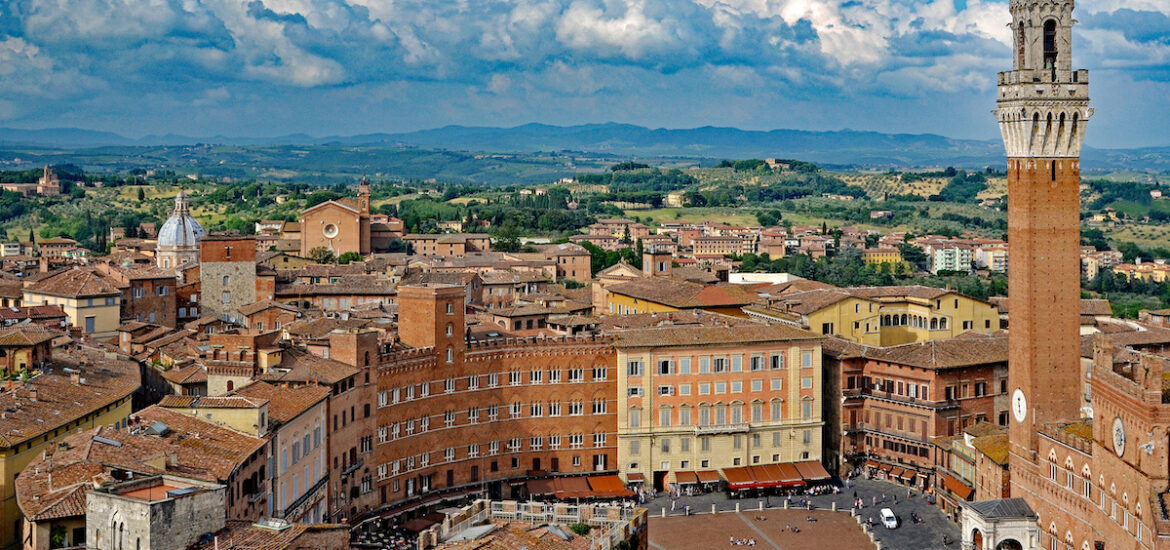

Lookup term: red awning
[759,464,785,488]
[626,473,646,483]
[864,460,881,470]
[588,475,634,498]
[899,469,915,481]
[795,461,832,482]
[555,476,593,499]
[940,473,974,501]
[776,463,805,487]
[880,464,894,472]
[749,465,777,488]
[697,470,721,484]
[889,468,905,479]
[527,478,557,496]
[675,471,700,485]
[722,467,756,490]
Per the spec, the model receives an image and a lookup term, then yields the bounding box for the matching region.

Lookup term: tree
[309,247,337,264]
[337,251,363,264]
[137,187,145,201]
[898,243,930,272]
[493,224,521,253]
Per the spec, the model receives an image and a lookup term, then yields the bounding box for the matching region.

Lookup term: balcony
[843,387,958,411]
[844,422,931,445]
[341,458,364,479]
[693,422,750,435]
[282,475,328,520]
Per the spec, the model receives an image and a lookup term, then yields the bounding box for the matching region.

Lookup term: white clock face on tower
[1112,417,1126,457]
[1012,389,1027,424]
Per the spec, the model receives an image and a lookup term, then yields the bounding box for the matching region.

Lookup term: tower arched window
[1043,19,1058,70]
[223,275,229,286]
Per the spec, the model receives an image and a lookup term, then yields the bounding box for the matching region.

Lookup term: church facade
[299,180,371,258]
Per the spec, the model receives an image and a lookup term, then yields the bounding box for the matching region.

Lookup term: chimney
[70,371,81,385]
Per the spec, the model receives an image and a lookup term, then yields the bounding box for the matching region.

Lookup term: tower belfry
[997,0,1091,484]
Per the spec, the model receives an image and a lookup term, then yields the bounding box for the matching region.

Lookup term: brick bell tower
[998,0,1092,480]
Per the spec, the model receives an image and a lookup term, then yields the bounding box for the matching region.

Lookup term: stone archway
[995,539,1023,550]
[972,529,984,550]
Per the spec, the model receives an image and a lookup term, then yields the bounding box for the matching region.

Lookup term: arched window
[940,318,948,330]
[900,314,908,326]
[226,380,234,392]
[930,318,938,330]
[1043,19,1058,69]
[222,275,229,286]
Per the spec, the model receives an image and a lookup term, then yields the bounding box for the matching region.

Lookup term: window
[801,400,813,419]
[468,408,480,423]
[731,381,742,393]
[468,376,480,390]
[661,439,670,453]
[549,370,561,384]
[569,368,584,382]
[699,357,710,373]
[772,400,783,420]
[594,433,606,447]
[801,377,813,389]
[698,383,710,395]
[549,402,562,416]
[630,440,640,455]
[569,401,584,416]
[659,407,671,427]
[751,402,762,422]
[714,382,726,394]
[679,407,691,425]
[569,434,584,449]
[593,399,607,414]
[679,358,691,375]
[592,366,606,380]
[627,361,643,376]
[751,379,762,392]
[444,410,455,426]
[221,291,231,304]
[84,316,95,334]
[510,371,522,385]
[531,370,543,383]
[488,373,499,387]
[750,356,764,371]
[658,360,672,375]
[445,379,455,393]
[731,356,742,372]
[801,350,813,368]
[446,303,454,315]
[531,436,544,450]
[549,436,561,449]
[510,402,523,417]
[678,384,691,396]
[713,358,727,373]
[222,275,229,286]
[658,385,674,396]
[771,354,785,369]
[628,409,641,428]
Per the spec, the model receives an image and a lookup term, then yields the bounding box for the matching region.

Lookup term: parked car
[880,508,898,529]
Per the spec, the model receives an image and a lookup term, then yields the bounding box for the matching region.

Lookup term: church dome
[157,191,206,249]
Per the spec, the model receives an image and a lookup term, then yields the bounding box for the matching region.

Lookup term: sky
[1,0,1168,148]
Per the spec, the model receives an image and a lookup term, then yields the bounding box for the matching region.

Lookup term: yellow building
[614,324,826,491]
[22,267,122,339]
[861,248,905,269]
[1112,262,1170,283]
[604,278,759,318]
[745,286,1000,347]
[1,346,140,549]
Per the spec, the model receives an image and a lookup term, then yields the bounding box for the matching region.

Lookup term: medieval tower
[998,0,1091,494]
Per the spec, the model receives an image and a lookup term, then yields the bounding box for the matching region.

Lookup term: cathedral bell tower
[998,0,1092,476]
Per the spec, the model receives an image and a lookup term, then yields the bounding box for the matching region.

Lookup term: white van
[880,508,898,529]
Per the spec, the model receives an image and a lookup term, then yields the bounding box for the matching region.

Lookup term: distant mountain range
[1,123,1168,170]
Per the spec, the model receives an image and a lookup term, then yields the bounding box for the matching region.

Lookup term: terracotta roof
[847,285,958,300]
[275,276,396,296]
[238,299,298,317]
[160,363,208,385]
[608,278,760,309]
[862,335,1008,369]
[0,305,66,321]
[15,409,266,521]
[0,348,141,448]
[159,395,267,409]
[434,522,591,550]
[597,310,759,331]
[767,289,860,315]
[284,317,373,339]
[401,270,479,286]
[189,521,351,550]
[233,381,329,424]
[971,433,1010,465]
[0,326,58,346]
[260,347,358,385]
[615,324,821,348]
[25,267,122,298]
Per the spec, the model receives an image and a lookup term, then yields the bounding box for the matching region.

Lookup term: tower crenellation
[995,0,1092,158]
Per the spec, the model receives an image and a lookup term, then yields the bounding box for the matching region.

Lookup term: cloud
[0,0,1166,147]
